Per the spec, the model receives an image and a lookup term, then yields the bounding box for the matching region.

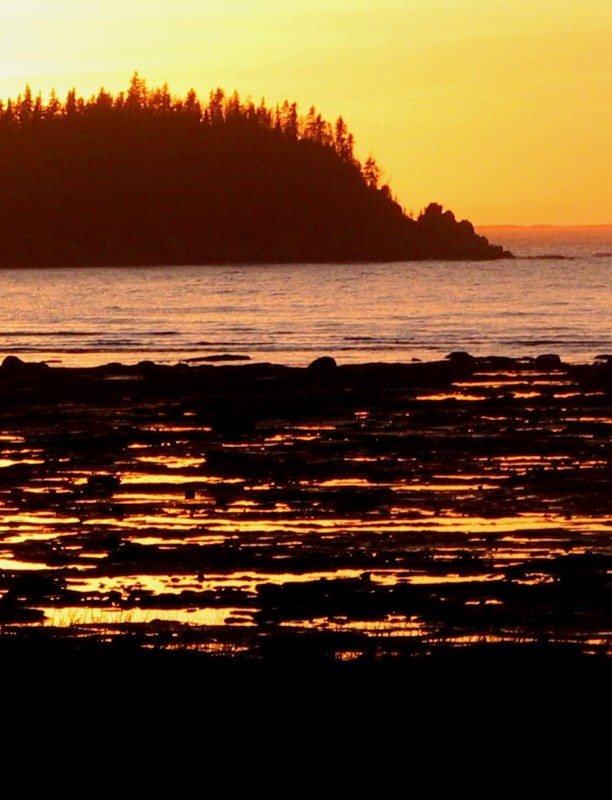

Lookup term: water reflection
[1,360,611,659]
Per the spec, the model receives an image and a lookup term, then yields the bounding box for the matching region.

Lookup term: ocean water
[0,226,610,367]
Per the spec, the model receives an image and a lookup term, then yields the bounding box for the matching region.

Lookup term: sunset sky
[2,0,611,225]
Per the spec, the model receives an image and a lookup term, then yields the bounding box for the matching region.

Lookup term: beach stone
[307,356,337,373]
[0,355,49,375]
[96,362,128,375]
[446,351,474,365]
[1,356,26,371]
[535,354,562,368]
[136,360,157,373]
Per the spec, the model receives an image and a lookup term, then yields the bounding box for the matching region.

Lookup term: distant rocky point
[0,76,512,265]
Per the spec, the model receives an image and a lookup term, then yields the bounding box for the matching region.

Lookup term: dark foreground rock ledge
[0,351,608,400]
[0,352,610,674]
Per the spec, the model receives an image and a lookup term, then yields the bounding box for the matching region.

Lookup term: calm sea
[1,226,610,367]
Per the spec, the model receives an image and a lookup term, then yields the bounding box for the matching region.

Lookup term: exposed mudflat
[1,352,611,671]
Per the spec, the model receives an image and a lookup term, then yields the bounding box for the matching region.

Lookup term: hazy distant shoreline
[478,224,612,229]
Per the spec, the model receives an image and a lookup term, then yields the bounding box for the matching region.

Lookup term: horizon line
[476,223,612,229]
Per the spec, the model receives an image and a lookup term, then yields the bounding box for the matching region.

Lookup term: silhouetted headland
[0,75,512,266]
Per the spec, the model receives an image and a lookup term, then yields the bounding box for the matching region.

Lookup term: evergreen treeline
[0,74,510,265]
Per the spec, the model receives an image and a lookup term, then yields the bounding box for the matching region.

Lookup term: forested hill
[0,75,512,266]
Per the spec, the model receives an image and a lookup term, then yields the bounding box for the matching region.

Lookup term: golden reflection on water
[264,433,319,443]
[0,530,75,544]
[135,456,205,468]
[279,613,427,636]
[0,512,81,526]
[320,478,373,487]
[442,634,538,646]
[142,425,212,433]
[1,377,611,654]
[416,393,487,401]
[83,514,212,530]
[454,379,571,388]
[39,606,252,628]
[408,573,501,585]
[0,458,45,467]
[73,512,610,536]
[399,482,499,491]
[294,424,337,430]
[0,557,60,571]
[114,491,188,502]
[110,473,215,485]
[69,568,367,596]
[2,492,610,541]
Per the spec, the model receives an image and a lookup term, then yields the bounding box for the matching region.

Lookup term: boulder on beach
[535,354,562,368]
[446,351,474,365]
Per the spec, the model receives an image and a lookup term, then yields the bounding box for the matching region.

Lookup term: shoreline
[1,352,611,671]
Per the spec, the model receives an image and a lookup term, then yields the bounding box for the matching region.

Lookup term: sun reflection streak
[38,606,253,628]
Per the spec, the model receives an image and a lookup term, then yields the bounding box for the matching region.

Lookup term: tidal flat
[1,352,611,677]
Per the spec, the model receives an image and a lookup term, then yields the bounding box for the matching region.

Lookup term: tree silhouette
[363,156,381,189]
[0,74,510,265]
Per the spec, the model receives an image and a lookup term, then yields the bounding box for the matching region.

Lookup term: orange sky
[2,1,611,225]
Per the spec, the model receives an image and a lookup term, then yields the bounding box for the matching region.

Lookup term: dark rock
[0,356,49,374]
[85,473,121,497]
[136,360,158,374]
[6,573,66,601]
[1,356,26,370]
[535,354,562,368]
[446,351,474,365]
[0,603,46,624]
[415,204,513,260]
[212,412,255,436]
[308,356,337,373]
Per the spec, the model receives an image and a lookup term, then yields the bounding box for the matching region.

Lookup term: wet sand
[1,352,611,678]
